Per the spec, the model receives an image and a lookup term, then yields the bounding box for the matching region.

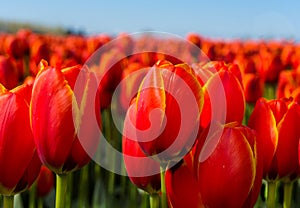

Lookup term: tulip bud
[197,61,245,129]
[243,73,264,103]
[248,98,300,180]
[134,60,203,164]
[4,35,28,59]
[0,56,18,90]
[30,61,101,174]
[0,83,41,195]
[195,123,257,208]
[36,166,54,197]
[123,101,161,193]
[165,153,203,208]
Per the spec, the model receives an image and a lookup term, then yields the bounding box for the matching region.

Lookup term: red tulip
[248,98,300,180]
[195,123,257,208]
[239,126,263,208]
[30,61,101,174]
[234,54,257,74]
[276,70,300,102]
[97,49,128,109]
[4,35,28,59]
[134,60,203,163]
[122,100,161,193]
[298,140,300,176]
[243,73,264,103]
[0,56,18,90]
[29,39,50,75]
[289,87,300,104]
[186,33,202,47]
[36,166,54,197]
[257,50,283,83]
[195,61,245,129]
[0,83,41,195]
[186,33,202,58]
[119,62,149,115]
[165,153,203,208]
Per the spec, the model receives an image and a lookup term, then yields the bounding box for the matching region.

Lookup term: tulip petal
[31,67,75,173]
[271,102,300,178]
[135,66,166,154]
[197,127,255,208]
[0,92,36,194]
[123,103,161,193]
[166,159,203,208]
[248,98,278,176]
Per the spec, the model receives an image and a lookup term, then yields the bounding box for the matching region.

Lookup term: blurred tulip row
[0,30,299,208]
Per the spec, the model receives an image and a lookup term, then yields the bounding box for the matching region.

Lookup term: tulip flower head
[248,97,300,180]
[122,100,161,193]
[0,83,41,196]
[195,123,258,208]
[133,60,203,166]
[30,61,101,174]
[36,166,54,197]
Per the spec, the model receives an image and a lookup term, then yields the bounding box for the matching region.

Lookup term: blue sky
[1,0,300,40]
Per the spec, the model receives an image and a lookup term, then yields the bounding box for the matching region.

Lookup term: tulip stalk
[283,181,293,208]
[102,109,116,196]
[264,83,276,100]
[150,194,160,208]
[160,166,167,208]
[29,182,37,208]
[55,174,68,208]
[3,195,14,208]
[129,183,137,208]
[243,102,254,125]
[78,165,89,208]
[37,197,43,208]
[141,191,148,208]
[66,173,73,208]
[267,181,277,208]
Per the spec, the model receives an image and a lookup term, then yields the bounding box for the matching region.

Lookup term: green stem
[37,197,43,208]
[141,191,149,208]
[3,195,14,208]
[267,181,277,208]
[92,163,102,208]
[264,83,276,100]
[29,182,37,208]
[66,173,73,208]
[79,165,89,208]
[102,110,114,194]
[129,183,137,208]
[108,156,116,194]
[55,174,68,208]
[283,181,293,208]
[243,102,254,125]
[150,194,160,208]
[160,166,167,208]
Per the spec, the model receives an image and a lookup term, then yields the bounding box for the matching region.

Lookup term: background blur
[1,0,300,40]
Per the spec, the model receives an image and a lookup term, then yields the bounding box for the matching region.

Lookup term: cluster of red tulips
[0,30,299,208]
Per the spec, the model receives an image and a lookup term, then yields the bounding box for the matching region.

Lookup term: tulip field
[0,29,300,208]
